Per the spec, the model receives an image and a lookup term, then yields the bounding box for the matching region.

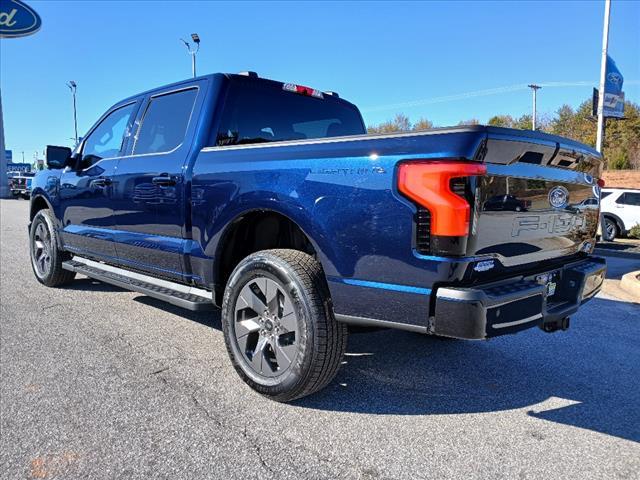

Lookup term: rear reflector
[283,83,324,99]
[398,161,486,237]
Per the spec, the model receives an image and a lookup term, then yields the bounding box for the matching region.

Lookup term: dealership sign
[603,55,625,118]
[0,0,41,38]
[592,56,626,119]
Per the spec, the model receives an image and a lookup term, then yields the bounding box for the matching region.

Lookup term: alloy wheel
[32,221,52,277]
[605,219,616,240]
[233,276,299,378]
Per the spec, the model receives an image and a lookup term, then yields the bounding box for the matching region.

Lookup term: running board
[62,259,215,311]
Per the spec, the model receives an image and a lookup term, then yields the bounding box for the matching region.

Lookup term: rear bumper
[431,256,606,339]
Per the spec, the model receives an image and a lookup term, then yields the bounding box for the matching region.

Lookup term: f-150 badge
[512,213,585,237]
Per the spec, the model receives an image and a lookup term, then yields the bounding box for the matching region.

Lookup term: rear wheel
[29,209,76,287]
[603,217,618,241]
[221,249,347,402]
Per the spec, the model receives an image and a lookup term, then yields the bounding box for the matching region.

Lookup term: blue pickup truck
[30,72,606,401]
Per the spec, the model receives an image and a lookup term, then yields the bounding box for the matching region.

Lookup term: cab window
[133,88,198,155]
[81,103,136,167]
[214,78,365,146]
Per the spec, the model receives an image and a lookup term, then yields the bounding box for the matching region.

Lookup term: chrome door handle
[152,175,177,186]
[91,177,112,187]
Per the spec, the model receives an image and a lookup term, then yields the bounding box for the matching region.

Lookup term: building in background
[6,162,32,174]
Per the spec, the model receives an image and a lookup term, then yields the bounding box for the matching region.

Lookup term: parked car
[600,188,640,241]
[483,194,529,212]
[29,72,606,401]
[9,172,35,199]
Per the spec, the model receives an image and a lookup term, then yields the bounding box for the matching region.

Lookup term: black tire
[29,209,76,287]
[603,217,618,241]
[221,249,347,402]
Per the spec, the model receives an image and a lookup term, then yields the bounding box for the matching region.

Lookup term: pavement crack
[190,391,223,427]
[41,303,63,312]
[242,424,275,475]
[150,366,171,375]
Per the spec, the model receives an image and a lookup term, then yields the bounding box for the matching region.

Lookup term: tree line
[367,98,640,170]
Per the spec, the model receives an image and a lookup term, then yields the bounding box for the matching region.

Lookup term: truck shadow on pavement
[297,296,640,443]
[133,296,223,330]
[66,277,129,293]
[130,293,639,442]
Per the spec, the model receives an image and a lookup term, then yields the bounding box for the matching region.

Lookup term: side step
[62,259,215,312]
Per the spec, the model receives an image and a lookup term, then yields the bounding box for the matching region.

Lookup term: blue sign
[7,162,31,173]
[0,0,41,38]
[4,150,12,161]
[603,55,625,118]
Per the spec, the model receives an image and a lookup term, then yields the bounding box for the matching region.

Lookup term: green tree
[367,113,411,134]
[603,101,640,170]
[487,115,514,127]
[549,99,640,170]
[413,118,434,131]
[365,98,639,170]
[512,114,533,130]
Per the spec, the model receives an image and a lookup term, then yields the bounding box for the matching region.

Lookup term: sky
[1,0,639,161]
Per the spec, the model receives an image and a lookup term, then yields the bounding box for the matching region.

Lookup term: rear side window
[215,80,365,146]
[600,191,613,200]
[134,88,198,155]
[617,192,640,206]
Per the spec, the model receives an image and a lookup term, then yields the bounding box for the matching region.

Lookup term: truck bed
[190,125,602,328]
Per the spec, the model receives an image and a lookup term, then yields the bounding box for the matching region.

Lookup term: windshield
[215,77,365,146]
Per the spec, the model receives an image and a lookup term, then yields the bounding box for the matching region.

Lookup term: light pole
[596,0,611,153]
[180,33,200,78]
[67,81,78,146]
[528,84,542,130]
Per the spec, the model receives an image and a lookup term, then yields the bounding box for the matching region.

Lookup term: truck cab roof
[117,72,359,111]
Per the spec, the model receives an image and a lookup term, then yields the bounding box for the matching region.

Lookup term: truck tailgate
[469,128,602,267]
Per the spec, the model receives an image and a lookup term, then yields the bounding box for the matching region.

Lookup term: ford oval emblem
[607,72,622,85]
[549,186,569,209]
[0,0,41,38]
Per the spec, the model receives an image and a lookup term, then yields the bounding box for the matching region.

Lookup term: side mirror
[46,145,73,169]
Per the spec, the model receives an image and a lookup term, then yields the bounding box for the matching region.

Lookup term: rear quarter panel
[190,130,485,324]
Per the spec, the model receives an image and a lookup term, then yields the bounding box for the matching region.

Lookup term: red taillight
[398,161,486,237]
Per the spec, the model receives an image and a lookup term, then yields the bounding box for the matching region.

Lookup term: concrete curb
[620,270,640,301]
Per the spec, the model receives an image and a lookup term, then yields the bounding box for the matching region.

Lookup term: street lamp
[180,33,200,78]
[67,81,78,145]
[527,84,542,131]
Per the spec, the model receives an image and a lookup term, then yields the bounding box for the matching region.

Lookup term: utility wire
[361,80,640,113]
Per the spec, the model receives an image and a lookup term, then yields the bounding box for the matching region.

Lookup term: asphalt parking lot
[1,199,639,479]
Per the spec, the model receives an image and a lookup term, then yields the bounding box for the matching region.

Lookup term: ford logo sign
[0,0,41,38]
[607,72,622,85]
[549,186,569,209]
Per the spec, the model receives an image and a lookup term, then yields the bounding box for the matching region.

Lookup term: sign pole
[596,0,611,153]
[0,91,8,198]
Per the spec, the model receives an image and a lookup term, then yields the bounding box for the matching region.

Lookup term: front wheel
[29,209,76,287]
[221,249,347,402]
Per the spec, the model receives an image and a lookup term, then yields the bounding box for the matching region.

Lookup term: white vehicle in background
[600,188,640,241]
